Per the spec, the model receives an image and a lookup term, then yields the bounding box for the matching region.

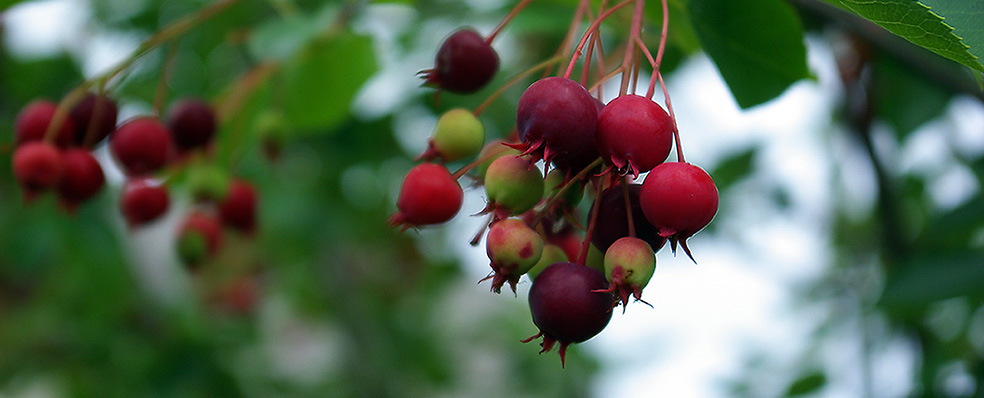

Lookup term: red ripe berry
[177,211,223,267]
[12,141,63,202]
[56,149,105,212]
[69,93,118,147]
[423,28,499,94]
[523,262,613,367]
[110,117,174,176]
[388,163,463,229]
[120,178,170,228]
[167,99,216,150]
[514,77,599,172]
[596,94,674,178]
[219,179,258,234]
[15,100,75,147]
[639,162,719,261]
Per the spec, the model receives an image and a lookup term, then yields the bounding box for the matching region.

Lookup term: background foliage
[1,0,983,396]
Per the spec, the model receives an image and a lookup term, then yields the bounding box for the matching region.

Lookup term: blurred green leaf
[708,147,756,191]
[283,33,377,133]
[871,54,953,140]
[687,0,810,108]
[880,251,984,312]
[785,371,827,396]
[839,0,984,72]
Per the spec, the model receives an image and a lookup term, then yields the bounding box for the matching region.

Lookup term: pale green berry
[526,244,569,281]
[484,155,543,215]
[428,108,485,162]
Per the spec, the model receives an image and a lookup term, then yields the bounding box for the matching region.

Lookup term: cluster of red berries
[9,92,258,270]
[391,6,719,367]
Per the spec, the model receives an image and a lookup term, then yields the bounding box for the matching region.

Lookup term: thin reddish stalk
[621,178,636,238]
[486,0,535,44]
[474,56,563,116]
[645,0,670,98]
[577,179,604,265]
[152,41,180,116]
[563,0,635,80]
[617,0,645,95]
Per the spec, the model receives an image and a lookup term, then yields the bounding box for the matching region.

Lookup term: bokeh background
[1,0,983,397]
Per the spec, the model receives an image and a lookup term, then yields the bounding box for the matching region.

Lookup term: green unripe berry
[474,139,521,182]
[585,243,605,274]
[545,169,583,207]
[485,218,544,294]
[484,155,544,215]
[177,231,209,266]
[187,164,230,203]
[603,236,656,307]
[526,244,569,281]
[425,108,485,162]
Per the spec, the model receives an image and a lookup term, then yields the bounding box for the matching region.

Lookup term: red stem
[486,0,535,44]
[621,178,636,238]
[563,0,635,80]
[577,179,604,265]
[617,0,645,96]
[473,56,563,116]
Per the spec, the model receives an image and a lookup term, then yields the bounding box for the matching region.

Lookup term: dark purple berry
[167,99,217,150]
[423,28,499,94]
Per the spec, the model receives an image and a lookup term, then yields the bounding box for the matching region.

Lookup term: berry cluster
[10,92,259,273]
[391,0,719,367]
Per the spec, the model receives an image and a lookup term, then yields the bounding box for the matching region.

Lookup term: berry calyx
[595,237,656,310]
[56,148,105,212]
[514,77,599,172]
[219,179,258,235]
[484,218,544,294]
[639,162,718,261]
[120,178,170,228]
[12,141,64,202]
[388,163,463,229]
[69,92,118,147]
[15,100,75,147]
[523,262,613,367]
[419,108,485,163]
[167,98,217,150]
[596,94,674,178]
[110,117,174,176]
[483,155,544,217]
[422,28,499,94]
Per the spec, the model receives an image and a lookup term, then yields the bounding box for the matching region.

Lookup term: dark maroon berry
[523,262,613,367]
[12,141,63,202]
[591,184,665,253]
[120,178,170,228]
[69,93,118,147]
[219,179,258,234]
[388,163,463,229]
[167,99,216,150]
[596,94,674,177]
[177,211,223,267]
[514,77,598,172]
[56,149,105,212]
[422,28,499,94]
[640,162,718,261]
[15,100,75,147]
[110,117,174,176]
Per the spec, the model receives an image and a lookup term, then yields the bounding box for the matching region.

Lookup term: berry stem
[618,0,645,96]
[577,178,605,265]
[43,85,90,144]
[473,56,564,117]
[486,0,535,44]
[81,84,110,149]
[530,157,603,228]
[152,40,180,116]
[563,0,635,80]
[645,0,669,99]
[450,140,518,180]
[588,66,625,93]
[621,178,636,238]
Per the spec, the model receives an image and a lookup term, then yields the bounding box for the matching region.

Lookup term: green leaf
[839,0,984,72]
[283,32,377,133]
[708,147,756,192]
[687,0,810,108]
[879,251,984,313]
[785,371,827,396]
[871,54,953,140]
